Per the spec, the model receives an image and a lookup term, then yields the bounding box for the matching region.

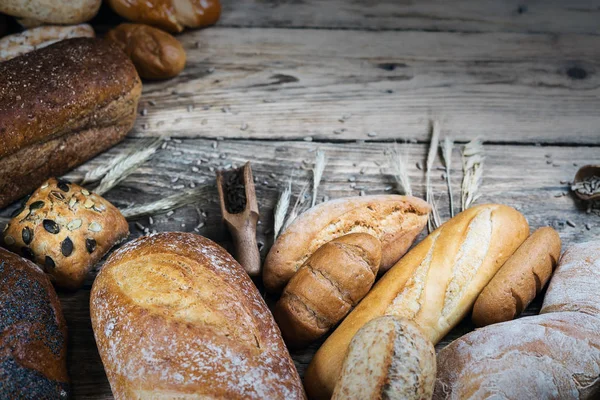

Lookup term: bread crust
[304,204,529,400]
[0,38,141,208]
[90,232,305,399]
[264,195,431,293]
[0,0,101,25]
[472,227,561,327]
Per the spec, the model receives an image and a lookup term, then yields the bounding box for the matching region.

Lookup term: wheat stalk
[94,138,163,195]
[311,150,327,207]
[285,181,310,230]
[274,179,292,238]
[461,138,485,211]
[441,137,455,217]
[81,151,130,185]
[388,143,412,196]
[121,187,212,219]
[426,120,442,232]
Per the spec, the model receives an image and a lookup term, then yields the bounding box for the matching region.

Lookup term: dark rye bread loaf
[0,247,69,398]
[0,37,142,208]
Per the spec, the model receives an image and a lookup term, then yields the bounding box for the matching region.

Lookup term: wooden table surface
[3,1,600,398]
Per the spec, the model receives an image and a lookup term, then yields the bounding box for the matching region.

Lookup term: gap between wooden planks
[14,137,593,398]
[132,27,600,144]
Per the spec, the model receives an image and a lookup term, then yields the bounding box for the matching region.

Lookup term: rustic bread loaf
[264,195,431,293]
[274,233,382,348]
[90,232,305,399]
[0,38,141,209]
[0,24,95,62]
[107,0,221,33]
[305,204,529,399]
[0,0,100,25]
[106,23,186,80]
[332,316,436,400]
[435,240,600,400]
[2,178,129,290]
[0,247,69,398]
[472,226,561,327]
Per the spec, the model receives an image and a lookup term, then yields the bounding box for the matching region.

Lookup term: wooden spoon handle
[229,216,261,277]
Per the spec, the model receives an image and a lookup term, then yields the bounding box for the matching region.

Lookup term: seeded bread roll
[0,0,101,25]
[0,38,141,209]
[2,178,129,290]
[90,232,305,399]
[332,316,436,400]
[274,233,382,348]
[264,195,431,293]
[472,227,561,327]
[0,247,69,398]
[305,204,529,399]
[0,24,95,62]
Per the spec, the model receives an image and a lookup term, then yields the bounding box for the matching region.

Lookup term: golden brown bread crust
[305,204,530,400]
[106,23,186,80]
[472,227,561,327]
[0,247,69,398]
[107,0,221,33]
[90,232,305,399]
[0,38,141,208]
[2,178,129,290]
[274,233,382,348]
[264,195,431,293]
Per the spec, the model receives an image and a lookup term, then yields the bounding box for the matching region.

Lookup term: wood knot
[567,66,588,80]
[377,63,407,71]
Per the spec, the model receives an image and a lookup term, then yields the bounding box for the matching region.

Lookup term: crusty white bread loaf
[274,233,382,348]
[90,232,305,399]
[332,316,436,400]
[434,240,600,400]
[264,195,431,293]
[305,204,529,399]
[472,227,561,327]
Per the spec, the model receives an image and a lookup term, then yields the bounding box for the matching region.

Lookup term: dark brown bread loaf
[0,37,142,208]
[0,247,69,398]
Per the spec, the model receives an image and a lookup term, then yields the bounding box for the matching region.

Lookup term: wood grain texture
[219,0,600,35]
[2,138,596,399]
[132,27,600,144]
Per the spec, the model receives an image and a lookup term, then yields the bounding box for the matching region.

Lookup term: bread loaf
[472,226,561,327]
[0,247,69,398]
[435,241,600,400]
[274,233,382,348]
[0,38,141,208]
[107,0,221,33]
[0,0,101,25]
[106,23,186,80]
[0,24,95,62]
[2,178,129,290]
[264,195,431,293]
[332,316,436,400]
[305,204,529,399]
[90,232,305,399]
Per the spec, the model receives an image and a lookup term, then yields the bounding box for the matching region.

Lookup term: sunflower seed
[69,198,77,208]
[4,235,15,245]
[2,224,8,233]
[29,201,44,210]
[67,219,82,231]
[94,203,106,212]
[40,182,49,189]
[84,199,94,209]
[81,189,90,196]
[566,220,576,227]
[50,191,65,201]
[22,227,33,245]
[45,256,55,269]
[89,222,102,232]
[43,219,60,234]
[21,247,34,260]
[61,237,73,257]
[86,238,96,253]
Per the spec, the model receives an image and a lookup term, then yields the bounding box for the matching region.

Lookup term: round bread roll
[331,316,436,400]
[0,0,101,25]
[472,227,561,327]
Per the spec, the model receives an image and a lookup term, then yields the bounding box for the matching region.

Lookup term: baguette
[274,233,382,348]
[264,195,431,293]
[472,226,561,327]
[90,232,305,399]
[0,38,141,208]
[435,241,600,400]
[332,316,436,400]
[305,204,529,399]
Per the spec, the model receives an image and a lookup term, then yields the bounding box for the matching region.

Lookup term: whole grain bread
[0,38,141,208]
[90,232,305,399]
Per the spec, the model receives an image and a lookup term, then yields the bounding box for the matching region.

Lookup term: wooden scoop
[216,162,261,277]
[572,165,600,201]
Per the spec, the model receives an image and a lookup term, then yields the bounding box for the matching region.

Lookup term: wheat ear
[426,120,442,232]
[441,137,455,217]
[274,180,292,238]
[461,138,485,211]
[121,187,212,219]
[388,143,412,196]
[311,150,327,207]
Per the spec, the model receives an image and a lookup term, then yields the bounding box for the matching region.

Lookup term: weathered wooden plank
[1,138,594,398]
[219,0,600,35]
[132,28,600,144]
